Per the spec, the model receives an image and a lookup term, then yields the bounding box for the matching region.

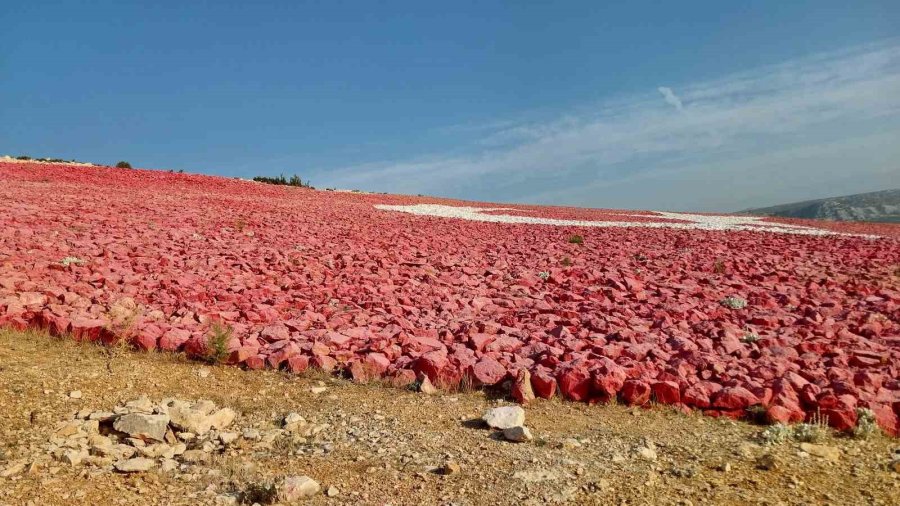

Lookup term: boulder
[482,406,525,430]
[113,414,169,442]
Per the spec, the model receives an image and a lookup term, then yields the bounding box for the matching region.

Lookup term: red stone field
[2,161,899,435]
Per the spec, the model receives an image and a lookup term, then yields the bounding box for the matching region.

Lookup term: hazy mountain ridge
[742,189,900,223]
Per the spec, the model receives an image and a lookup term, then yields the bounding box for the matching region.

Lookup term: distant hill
[741,189,900,223]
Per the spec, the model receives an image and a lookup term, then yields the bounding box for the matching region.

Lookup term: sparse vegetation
[853,408,879,439]
[568,234,584,244]
[792,422,826,443]
[60,256,86,267]
[741,332,760,344]
[205,322,233,364]
[758,415,829,445]
[9,154,90,163]
[758,424,794,445]
[115,161,132,169]
[537,271,550,280]
[252,174,311,188]
[720,296,747,309]
[713,259,726,274]
[560,256,573,267]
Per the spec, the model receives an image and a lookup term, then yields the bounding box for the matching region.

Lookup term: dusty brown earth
[1,329,898,506]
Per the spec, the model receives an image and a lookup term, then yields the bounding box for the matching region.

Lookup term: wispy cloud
[657,86,683,110]
[317,39,900,211]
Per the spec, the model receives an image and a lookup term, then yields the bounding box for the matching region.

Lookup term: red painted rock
[390,368,417,387]
[511,369,536,404]
[558,367,591,401]
[652,381,681,405]
[160,328,191,351]
[287,355,310,373]
[620,380,651,406]
[591,359,626,397]
[712,387,760,410]
[365,352,390,374]
[70,317,106,342]
[260,323,290,342]
[871,403,899,436]
[820,408,857,432]
[531,370,557,399]
[311,355,337,372]
[229,346,256,364]
[471,357,507,386]
[133,324,163,351]
[413,351,449,381]
[766,405,805,424]
[469,333,495,352]
[245,355,266,370]
[45,314,71,337]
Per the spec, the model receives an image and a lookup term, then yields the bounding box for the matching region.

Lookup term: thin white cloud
[657,86,683,110]
[317,39,900,210]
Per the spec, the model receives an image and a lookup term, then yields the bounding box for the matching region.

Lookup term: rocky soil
[1,329,898,505]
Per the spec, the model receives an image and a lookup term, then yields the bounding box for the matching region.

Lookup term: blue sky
[3,1,899,211]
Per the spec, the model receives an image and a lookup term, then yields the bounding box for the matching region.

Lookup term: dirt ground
[0,329,897,506]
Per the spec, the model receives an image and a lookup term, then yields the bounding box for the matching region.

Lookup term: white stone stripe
[374,204,879,238]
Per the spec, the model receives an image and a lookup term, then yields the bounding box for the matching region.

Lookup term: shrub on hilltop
[116,161,133,169]
[252,173,312,188]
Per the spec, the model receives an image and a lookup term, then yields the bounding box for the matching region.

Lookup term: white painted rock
[482,406,525,430]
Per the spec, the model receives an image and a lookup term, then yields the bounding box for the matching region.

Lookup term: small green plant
[560,256,573,267]
[568,234,584,245]
[60,256,86,267]
[758,424,793,445]
[537,271,550,280]
[742,332,760,344]
[720,296,747,310]
[205,322,233,364]
[792,423,825,443]
[713,259,726,274]
[115,161,132,169]
[16,155,31,160]
[853,408,879,439]
[758,414,829,445]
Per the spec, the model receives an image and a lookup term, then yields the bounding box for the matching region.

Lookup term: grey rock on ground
[502,426,533,442]
[113,413,170,442]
